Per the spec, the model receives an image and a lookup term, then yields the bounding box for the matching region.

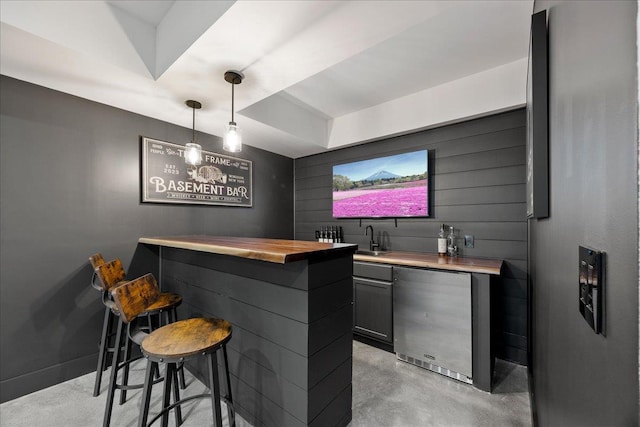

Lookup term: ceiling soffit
[0,0,532,158]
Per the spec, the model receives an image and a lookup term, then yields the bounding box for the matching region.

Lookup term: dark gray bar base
[150,245,354,427]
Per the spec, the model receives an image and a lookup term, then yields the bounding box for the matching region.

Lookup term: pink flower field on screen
[333,185,428,217]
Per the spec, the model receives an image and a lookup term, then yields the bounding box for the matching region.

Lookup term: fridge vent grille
[396,353,473,385]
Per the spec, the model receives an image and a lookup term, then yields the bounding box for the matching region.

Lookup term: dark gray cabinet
[353,262,393,344]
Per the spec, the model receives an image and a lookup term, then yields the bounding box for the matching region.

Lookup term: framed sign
[141,137,252,207]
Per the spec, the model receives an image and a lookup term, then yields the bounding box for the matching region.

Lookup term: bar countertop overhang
[138,235,357,264]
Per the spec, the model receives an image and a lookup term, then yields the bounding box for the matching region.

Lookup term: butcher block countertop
[353,250,503,275]
[138,235,357,264]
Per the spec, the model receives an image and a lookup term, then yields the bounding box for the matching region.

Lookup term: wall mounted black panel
[525,9,549,219]
[0,76,294,402]
[294,109,528,365]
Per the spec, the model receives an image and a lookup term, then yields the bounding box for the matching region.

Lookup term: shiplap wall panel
[436,166,526,189]
[296,221,526,241]
[432,128,525,158]
[434,146,525,173]
[294,109,528,365]
[162,249,354,426]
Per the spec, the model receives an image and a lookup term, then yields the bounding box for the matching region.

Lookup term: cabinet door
[353,277,393,344]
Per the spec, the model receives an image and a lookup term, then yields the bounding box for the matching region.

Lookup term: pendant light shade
[223,70,243,153]
[224,122,241,153]
[185,142,202,166]
[184,100,202,165]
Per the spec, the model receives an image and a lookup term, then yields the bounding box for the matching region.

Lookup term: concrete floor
[0,341,531,426]
[350,340,531,426]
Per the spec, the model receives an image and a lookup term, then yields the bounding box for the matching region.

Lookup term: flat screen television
[332,149,429,218]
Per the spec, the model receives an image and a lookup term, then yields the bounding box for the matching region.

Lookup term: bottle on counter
[447,226,457,257]
[438,224,447,256]
[318,225,344,243]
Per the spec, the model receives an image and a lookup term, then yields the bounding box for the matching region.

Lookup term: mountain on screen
[364,170,400,181]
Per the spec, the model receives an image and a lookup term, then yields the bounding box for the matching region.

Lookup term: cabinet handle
[354,277,392,286]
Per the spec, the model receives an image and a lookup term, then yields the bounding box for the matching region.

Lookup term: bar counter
[138,235,356,264]
[138,235,357,427]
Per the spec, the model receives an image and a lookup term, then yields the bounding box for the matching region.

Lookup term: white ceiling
[0,0,532,158]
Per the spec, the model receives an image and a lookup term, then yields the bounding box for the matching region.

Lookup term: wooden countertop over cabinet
[353,251,503,275]
[353,251,503,393]
[138,235,357,264]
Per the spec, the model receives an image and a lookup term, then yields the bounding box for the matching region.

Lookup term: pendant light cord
[231,82,235,123]
[192,105,196,142]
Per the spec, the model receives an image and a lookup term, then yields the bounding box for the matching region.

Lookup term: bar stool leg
[222,345,235,426]
[177,364,186,390]
[103,319,124,427]
[119,323,134,405]
[171,363,183,426]
[94,305,112,397]
[208,352,223,427]
[138,360,155,427]
[150,312,155,329]
[160,363,175,427]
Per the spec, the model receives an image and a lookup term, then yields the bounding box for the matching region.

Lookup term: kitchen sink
[355,249,388,257]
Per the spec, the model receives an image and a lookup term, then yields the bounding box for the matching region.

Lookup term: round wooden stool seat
[138,316,235,427]
[144,292,183,313]
[142,318,232,361]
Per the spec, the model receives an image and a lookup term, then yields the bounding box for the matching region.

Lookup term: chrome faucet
[365,225,380,251]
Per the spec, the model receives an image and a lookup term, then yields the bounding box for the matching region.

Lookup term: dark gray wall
[530,1,638,425]
[0,75,294,402]
[294,109,528,365]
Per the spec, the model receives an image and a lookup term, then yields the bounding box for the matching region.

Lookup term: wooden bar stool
[89,253,120,397]
[110,273,235,427]
[94,258,184,410]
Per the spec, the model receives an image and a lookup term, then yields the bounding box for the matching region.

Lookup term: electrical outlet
[464,235,474,248]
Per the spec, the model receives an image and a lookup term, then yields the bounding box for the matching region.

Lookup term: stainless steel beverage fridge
[393,266,473,384]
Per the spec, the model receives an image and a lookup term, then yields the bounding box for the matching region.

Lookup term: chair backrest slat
[94,259,126,292]
[110,273,160,324]
[88,253,106,269]
[89,253,107,291]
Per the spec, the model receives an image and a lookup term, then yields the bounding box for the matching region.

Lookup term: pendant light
[223,70,244,153]
[184,100,202,165]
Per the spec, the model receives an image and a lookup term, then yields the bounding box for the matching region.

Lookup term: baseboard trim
[353,334,394,353]
[1,353,96,403]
